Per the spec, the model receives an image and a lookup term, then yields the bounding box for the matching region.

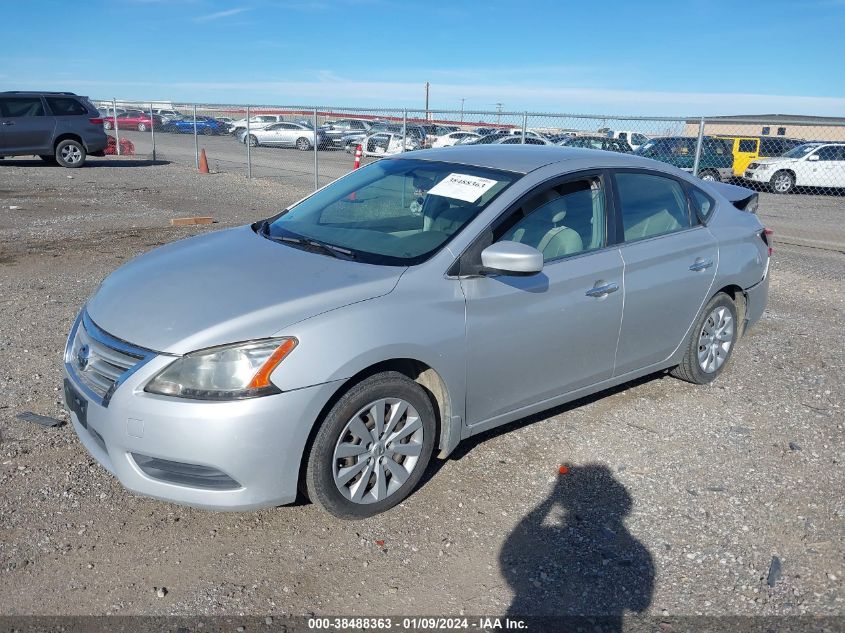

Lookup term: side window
[615,172,692,242]
[0,97,45,117]
[705,138,728,155]
[632,133,648,145]
[690,188,714,222]
[618,132,628,140]
[46,97,86,115]
[816,146,839,161]
[738,139,757,153]
[496,177,606,262]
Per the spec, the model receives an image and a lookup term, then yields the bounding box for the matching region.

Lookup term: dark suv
[0,91,108,167]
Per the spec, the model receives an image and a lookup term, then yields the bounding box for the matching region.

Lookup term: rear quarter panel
[703,200,767,292]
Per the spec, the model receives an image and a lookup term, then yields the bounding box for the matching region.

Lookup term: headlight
[145,338,297,400]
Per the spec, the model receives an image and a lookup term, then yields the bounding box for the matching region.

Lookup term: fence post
[149,102,156,162]
[112,98,120,156]
[246,105,251,179]
[692,116,705,178]
[401,109,407,153]
[313,107,319,189]
[521,112,527,144]
[193,104,199,169]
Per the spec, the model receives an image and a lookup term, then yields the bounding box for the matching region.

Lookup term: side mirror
[807,154,820,162]
[480,241,544,276]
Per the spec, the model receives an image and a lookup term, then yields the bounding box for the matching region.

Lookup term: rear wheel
[202,127,214,136]
[103,120,113,130]
[671,292,738,384]
[305,372,436,519]
[296,137,312,151]
[137,123,147,132]
[771,170,795,194]
[698,169,720,182]
[246,134,258,147]
[55,139,86,168]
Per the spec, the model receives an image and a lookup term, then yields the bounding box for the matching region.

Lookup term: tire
[137,123,147,132]
[670,292,738,384]
[771,170,795,194]
[296,137,312,151]
[103,120,113,130]
[39,154,58,165]
[202,127,214,136]
[246,134,258,147]
[54,139,87,168]
[698,169,720,182]
[305,371,437,519]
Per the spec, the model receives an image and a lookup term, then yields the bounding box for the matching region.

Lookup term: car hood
[754,157,798,166]
[86,225,405,354]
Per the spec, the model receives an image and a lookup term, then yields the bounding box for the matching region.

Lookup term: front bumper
[743,169,772,184]
[64,353,343,511]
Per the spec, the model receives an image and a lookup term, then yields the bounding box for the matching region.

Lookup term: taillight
[761,228,773,257]
[89,118,103,125]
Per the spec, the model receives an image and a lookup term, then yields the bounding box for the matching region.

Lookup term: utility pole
[424,82,430,121]
[494,102,503,125]
[460,98,465,123]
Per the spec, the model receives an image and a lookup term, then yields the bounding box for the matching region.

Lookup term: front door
[611,170,718,375]
[733,138,759,176]
[462,173,624,426]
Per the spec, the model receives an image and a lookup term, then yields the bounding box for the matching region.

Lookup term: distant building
[683,114,845,142]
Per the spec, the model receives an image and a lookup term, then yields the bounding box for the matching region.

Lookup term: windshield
[783,143,820,158]
[263,158,519,265]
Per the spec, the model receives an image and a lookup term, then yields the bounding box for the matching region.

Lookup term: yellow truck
[717,136,807,177]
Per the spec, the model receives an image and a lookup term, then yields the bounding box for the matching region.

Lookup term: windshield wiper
[278,236,356,260]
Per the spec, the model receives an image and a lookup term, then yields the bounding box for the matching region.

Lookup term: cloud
[194,7,250,22]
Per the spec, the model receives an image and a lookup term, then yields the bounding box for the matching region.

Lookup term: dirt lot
[0,157,843,619]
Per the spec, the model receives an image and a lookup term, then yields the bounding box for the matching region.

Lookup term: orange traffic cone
[353,144,362,169]
[198,148,209,174]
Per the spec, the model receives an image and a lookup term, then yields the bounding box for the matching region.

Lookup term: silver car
[63,146,770,519]
[239,122,325,150]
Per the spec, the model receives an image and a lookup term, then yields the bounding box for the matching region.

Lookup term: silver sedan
[63,146,770,518]
[238,122,326,150]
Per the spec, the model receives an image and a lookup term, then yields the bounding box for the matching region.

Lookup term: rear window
[46,97,87,116]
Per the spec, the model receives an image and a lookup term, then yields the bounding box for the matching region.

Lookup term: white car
[361,132,420,157]
[238,122,326,151]
[494,135,555,145]
[743,142,845,194]
[229,114,285,135]
[608,130,649,151]
[153,109,185,124]
[431,131,481,147]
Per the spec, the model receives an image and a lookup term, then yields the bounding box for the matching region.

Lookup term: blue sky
[1,0,844,116]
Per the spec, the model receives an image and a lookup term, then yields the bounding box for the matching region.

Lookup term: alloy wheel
[697,306,734,373]
[773,173,793,193]
[332,398,424,504]
[60,144,83,165]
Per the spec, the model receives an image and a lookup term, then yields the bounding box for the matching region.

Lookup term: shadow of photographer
[500,463,654,631]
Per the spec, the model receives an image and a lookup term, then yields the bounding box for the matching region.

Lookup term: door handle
[1,121,13,126]
[689,258,713,272]
[586,282,619,298]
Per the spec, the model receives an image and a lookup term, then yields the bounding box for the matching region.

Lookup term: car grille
[66,312,154,406]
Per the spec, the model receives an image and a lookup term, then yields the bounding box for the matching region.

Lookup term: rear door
[0,96,55,154]
[812,145,845,187]
[611,170,717,375]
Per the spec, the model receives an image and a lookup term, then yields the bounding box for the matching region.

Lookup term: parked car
[742,142,845,193]
[607,130,649,151]
[462,131,512,145]
[342,125,425,153]
[98,106,127,119]
[716,135,808,177]
[164,116,230,135]
[431,131,481,147]
[103,110,163,132]
[360,131,421,156]
[494,135,555,145]
[239,122,327,150]
[62,146,770,518]
[0,90,108,167]
[560,135,633,153]
[321,119,372,148]
[229,114,286,136]
[635,136,734,182]
[153,109,185,124]
[473,127,499,136]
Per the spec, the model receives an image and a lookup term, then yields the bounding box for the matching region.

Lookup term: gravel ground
[0,157,843,619]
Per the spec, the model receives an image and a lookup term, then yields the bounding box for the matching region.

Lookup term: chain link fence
[94,100,845,197]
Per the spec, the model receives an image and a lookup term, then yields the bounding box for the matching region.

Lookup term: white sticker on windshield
[427,173,498,203]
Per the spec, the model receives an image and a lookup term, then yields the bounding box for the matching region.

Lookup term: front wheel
[671,293,738,384]
[103,120,113,130]
[55,139,87,168]
[245,134,258,147]
[305,372,436,519]
[771,170,795,194]
[202,127,214,136]
[137,123,147,132]
[698,169,720,182]
[296,137,312,151]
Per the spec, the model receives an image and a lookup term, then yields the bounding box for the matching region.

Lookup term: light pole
[460,98,465,123]
[494,103,503,125]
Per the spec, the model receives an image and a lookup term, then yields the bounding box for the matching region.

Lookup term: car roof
[394,145,654,174]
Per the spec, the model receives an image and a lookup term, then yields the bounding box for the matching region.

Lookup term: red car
[103,110,162,132]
